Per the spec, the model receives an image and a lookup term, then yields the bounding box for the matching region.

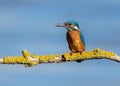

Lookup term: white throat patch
[74,26,79,30]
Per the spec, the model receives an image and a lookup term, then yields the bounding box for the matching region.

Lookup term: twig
[0,48,119,67]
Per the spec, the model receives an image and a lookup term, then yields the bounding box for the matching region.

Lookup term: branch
[0,48,120,67]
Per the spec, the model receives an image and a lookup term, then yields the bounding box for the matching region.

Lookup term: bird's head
[56,20,80,31]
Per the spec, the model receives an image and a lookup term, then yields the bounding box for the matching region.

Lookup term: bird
[56,20,85,62]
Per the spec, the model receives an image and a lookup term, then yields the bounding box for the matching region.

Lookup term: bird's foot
[76,60,83,63]
[76,52,83,63]
[70,52,73,56]
[70,52,84,62]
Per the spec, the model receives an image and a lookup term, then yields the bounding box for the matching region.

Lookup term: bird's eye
[64,23,71,26]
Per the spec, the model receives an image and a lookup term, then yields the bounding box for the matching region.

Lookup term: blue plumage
[56,20,85,53]
[80,31,85,46]
[56,20,85,62]
[64,20,79,28]
[64,20,85,46]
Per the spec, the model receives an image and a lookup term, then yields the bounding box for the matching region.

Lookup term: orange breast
[66,30,85,53]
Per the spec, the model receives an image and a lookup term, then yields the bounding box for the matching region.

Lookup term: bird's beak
[56,24,65,27]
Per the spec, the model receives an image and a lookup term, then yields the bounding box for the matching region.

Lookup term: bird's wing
[80,31,85,46]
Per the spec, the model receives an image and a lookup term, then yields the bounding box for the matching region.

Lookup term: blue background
[0,0,120,86]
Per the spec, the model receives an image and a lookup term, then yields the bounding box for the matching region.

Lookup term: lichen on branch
[0,48,119,67]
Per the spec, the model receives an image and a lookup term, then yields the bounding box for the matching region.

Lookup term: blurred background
[0,0,120,86]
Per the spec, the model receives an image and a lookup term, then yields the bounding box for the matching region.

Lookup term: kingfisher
[56,21,85,61]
